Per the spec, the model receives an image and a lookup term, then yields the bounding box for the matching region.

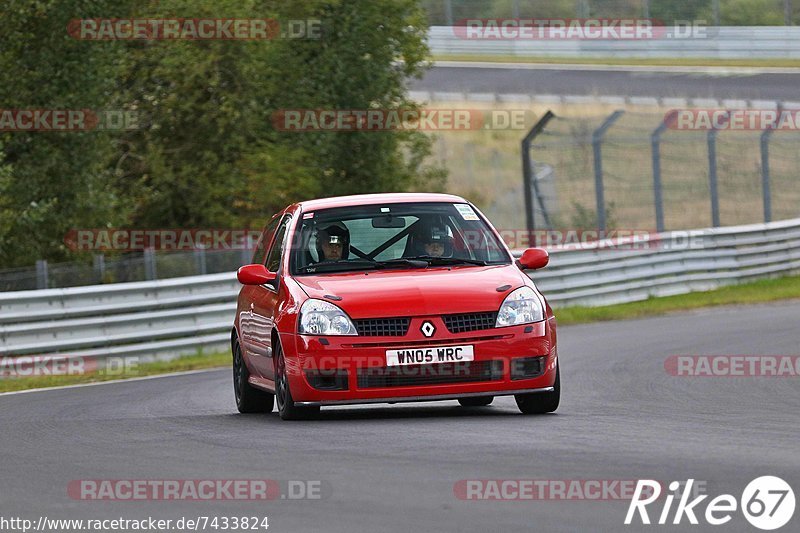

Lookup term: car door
[248,214,292,383]
[239,214,281,374]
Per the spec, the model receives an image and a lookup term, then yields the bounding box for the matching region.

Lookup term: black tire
[458,396,494,407]
[515,364,560,415]
[274,340,319,421]
[233,337,274,414]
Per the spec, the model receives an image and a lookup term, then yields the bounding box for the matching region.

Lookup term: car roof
[294,193,469,212]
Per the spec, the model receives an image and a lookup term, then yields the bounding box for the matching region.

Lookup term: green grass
[555,274,800,325]
[0,351,229,394]
[434,54,800,68]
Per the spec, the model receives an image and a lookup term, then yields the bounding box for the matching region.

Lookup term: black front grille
[442,312,498,334]
[357,360,503,389]
[353,317,410,337]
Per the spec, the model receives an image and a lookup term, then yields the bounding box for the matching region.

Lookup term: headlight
[298,299,358,335]
[496,286,545,327]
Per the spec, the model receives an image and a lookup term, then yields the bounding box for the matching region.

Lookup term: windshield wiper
[407,256,490,267]
[297,260,383,273]
[374,258,429,269]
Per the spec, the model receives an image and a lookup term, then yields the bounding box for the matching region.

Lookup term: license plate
[386,345,475,367]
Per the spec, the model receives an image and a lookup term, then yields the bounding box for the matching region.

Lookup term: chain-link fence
[523,110,800,232]
[428,105,799,234]
[0,248,251,292]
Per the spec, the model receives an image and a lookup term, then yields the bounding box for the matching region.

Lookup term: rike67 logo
[626,477,795,530]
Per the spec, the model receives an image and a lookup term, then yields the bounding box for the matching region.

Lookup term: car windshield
[290,202,511,275]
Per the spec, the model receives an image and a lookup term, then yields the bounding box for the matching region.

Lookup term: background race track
[2,301,798,532]
[414,63,800,101]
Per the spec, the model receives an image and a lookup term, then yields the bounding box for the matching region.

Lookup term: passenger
[417,224,454,258]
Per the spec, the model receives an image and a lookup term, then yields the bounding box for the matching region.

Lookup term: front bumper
[282,317,558,405]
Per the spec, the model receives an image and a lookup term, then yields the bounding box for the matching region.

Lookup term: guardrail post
[706,111,729,228]
[521,110,556,233]
[195,247,208,275]
[443,0,453,25]
[651,111,674,233]
[93,254,106,283]
[760,104,781,223]
[143,248,157,280]
[35,259,48,289]
[592,110,625,232]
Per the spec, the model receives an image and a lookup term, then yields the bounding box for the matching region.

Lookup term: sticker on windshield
[455,204,479,221]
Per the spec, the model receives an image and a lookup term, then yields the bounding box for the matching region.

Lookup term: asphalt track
[414,63,800,101]
[1,301,799,532]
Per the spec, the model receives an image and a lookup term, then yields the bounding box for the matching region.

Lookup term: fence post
[143,247,157,280]
[195,246,208,275]
[512,0,520,18]
[642,0,650,18]
[521,110,556,233]
[444,0,453,25]
[93,254,106,283]
[592,110,625,232]
[760,104,782,223]
[706,111,729,228]
[35,259,49,289]
[575,0,590,18]
[651,113,674,233]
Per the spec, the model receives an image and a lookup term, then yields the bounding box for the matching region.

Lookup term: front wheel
[275,341,319,421]
[515,364,560,415]
[233,338,274,414]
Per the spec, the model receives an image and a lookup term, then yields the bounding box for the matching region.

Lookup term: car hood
[294,265,529,318]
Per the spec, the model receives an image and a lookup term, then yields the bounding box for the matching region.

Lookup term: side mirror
[237,264,277,285]
[518,248,549,270]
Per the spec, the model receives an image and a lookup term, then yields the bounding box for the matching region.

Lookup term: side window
[252,215,281,264]
[265,216,291,272]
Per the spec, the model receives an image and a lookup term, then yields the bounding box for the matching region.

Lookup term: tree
[0,0,129,267]
[114,0,445,230]
[0,0,446,269]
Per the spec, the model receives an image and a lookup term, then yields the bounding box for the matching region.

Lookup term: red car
[232,193,559,420]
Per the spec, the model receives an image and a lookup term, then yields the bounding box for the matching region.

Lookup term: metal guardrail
[1,217,799,363]
[428,26,800,59]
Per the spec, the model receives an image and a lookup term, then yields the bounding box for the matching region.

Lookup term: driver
[417,224,454,258]
[315,222,350,262]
